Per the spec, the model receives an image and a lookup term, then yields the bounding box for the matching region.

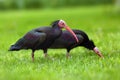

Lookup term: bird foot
[66,53,71,59]
[44,53,48,58]
[32,58,34,62]
[32,52,34,62]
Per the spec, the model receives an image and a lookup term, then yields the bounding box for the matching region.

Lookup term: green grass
[0,6,120,80]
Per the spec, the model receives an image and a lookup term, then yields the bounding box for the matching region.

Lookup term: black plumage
[9,20,79,61]
[50,30,104,58]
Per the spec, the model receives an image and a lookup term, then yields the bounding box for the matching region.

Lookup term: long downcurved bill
[65,26,79,43]
[93,47,104,58]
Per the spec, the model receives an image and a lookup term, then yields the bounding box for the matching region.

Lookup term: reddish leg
[66,52,71,59]
[44,53,48,58]
[43,49,48,58]
[66,49,71,59]
[32,50,35,61]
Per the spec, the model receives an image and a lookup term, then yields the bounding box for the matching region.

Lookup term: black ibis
[50,30,104,58]
[9,20,79,61]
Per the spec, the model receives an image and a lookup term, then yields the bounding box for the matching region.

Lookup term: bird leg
[31,51,34,61]
[66,49,71,59]
[43,49,48,58]
[44,53,48,58]
[66,52,71,59]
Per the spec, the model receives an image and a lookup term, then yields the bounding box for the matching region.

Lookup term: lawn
[0,6,120,80]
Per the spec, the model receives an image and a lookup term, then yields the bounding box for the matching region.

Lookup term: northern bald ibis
[50,30,104,58]
[9,20,79,61]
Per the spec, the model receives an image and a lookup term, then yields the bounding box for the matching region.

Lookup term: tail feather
[9,38,24,51]
[9,45,21,51]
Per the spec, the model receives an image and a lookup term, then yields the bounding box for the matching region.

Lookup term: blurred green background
[0,0,115,10]
[0,0,120,80]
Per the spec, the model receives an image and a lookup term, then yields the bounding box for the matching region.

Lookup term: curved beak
[64,26,79,43]
[93,47,104,58]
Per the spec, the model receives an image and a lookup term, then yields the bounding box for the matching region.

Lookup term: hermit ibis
[9,20,79,61]
[50,30,104,58]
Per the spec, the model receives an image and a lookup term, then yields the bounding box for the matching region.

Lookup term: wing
[35,27,53,34]
[11,30,46,50]
[50,31,84,49]
[72,29,89,41]
[23,30,46,48]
